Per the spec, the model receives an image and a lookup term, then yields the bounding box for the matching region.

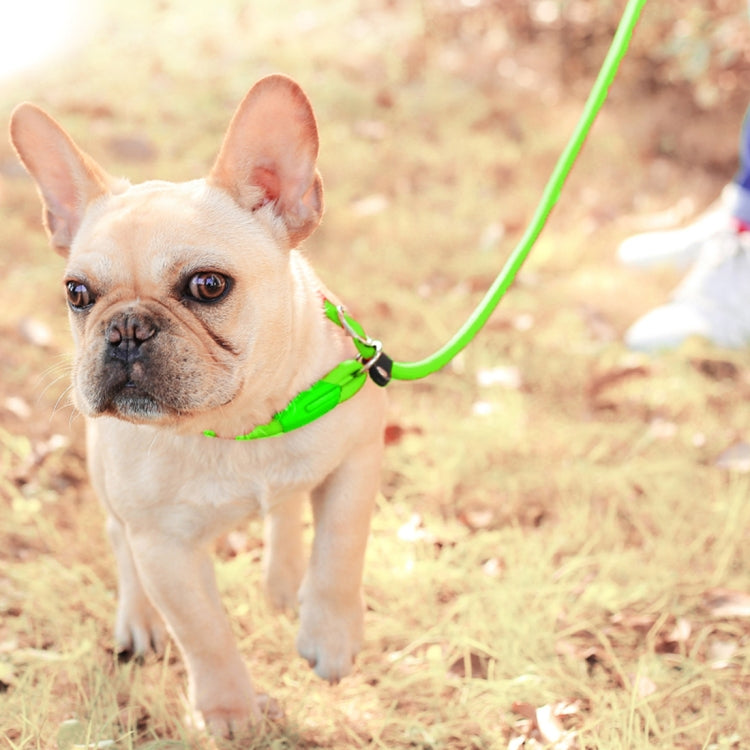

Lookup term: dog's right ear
[9,104,116,257]
[209,75,324,249]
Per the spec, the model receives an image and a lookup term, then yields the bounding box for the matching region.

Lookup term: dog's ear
[10,104,118,257]
[209,75,324,248]
[9,103,117,257]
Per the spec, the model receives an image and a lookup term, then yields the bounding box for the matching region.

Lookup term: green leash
[205,0,647,441]
[393,0,647,381]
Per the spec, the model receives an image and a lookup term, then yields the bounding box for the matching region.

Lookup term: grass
[1,0,750,747]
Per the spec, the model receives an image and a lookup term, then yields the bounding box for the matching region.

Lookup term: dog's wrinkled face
[65,180,291,424]
[10,75,325,428]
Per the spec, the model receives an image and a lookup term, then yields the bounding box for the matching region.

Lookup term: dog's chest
[89,420,328,534]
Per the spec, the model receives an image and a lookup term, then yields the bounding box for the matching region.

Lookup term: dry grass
[1,1,750,748]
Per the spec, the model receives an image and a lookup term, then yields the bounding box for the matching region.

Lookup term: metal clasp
[334,304,392,386]
[335,304,379,347]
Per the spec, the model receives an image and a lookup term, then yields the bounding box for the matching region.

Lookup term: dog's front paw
[114,591,167,658]
[200,694,283,738]
[191,665,274,739]
[296,594,364,682]
[201,706,258,739]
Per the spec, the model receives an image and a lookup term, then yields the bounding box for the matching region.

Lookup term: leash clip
[335,304,378,349]
[335,305,392,386]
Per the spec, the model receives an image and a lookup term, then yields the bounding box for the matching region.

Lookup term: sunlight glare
[0,0,84,79]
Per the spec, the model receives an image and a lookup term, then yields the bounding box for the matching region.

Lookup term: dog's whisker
[35,356,74,402]
[67,405,85,431]
[53,384,76,419]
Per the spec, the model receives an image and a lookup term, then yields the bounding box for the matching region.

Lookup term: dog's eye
[66,280,94,309]
[187,272,229,302]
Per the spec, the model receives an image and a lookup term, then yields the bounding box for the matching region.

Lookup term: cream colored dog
[10,75,386,735]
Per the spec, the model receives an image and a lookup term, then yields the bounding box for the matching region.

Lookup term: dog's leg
[263,492,306,610]
[126,530,260,735]
[106,514,167,657]
[296,441,382,682]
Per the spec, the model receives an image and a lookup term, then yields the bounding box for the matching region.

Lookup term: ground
[1,1,749,748]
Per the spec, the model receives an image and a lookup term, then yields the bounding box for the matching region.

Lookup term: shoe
[625,229,750,351]
[617,184,739,269]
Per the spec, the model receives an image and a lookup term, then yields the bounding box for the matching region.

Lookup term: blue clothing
[733,107,750,224]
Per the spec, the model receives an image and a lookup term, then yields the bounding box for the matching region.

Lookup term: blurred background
[1,1,750,748]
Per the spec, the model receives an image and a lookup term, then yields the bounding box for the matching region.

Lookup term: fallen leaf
[448,650,489,679]
[714,443,750,473]
[707,639,738,669]
[535,704,564,744]
[667,617,692,645]
[609,611,658,632]
[656,617,692,654]
[384,423,406,445]
[458,507,495,531]
[476,365,522,389]
[555,701,583,717]
[397,513,434,543]
[705,588,750,618]
[587,364,650,403]
[383,422,423,446]
[691,358,739,381]
[632,674,657,697]
[511,701,580,749]
[511,701,536,721]
[481,556,505,578]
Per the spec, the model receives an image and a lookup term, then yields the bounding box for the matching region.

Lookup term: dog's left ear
[9,103,118,257]
[10,103,117,256]
[209,75,324,248]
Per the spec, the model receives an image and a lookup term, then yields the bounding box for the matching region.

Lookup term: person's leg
[618,104,750,271]
[729,107,750,228]
[620,104,750,352]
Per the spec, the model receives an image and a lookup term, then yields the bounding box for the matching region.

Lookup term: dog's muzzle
[106,311,159,365]
[88,309,165,419]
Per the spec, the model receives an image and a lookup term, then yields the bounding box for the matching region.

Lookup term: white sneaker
[625,230,750,351]
[617,184,739,269]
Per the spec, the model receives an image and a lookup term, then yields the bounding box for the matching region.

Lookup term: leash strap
[389,0,647,381]
[204,0,647,440]
[329,0,647,385]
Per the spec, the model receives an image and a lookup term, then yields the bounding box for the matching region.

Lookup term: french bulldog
[9,74,386,736]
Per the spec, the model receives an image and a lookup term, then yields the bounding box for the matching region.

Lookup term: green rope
[390,0,647,381]
[205,0,647,440]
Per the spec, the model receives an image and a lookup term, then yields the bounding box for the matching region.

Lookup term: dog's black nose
[106,312,157,363]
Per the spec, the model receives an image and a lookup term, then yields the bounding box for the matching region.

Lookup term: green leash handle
[389,0,647,381]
